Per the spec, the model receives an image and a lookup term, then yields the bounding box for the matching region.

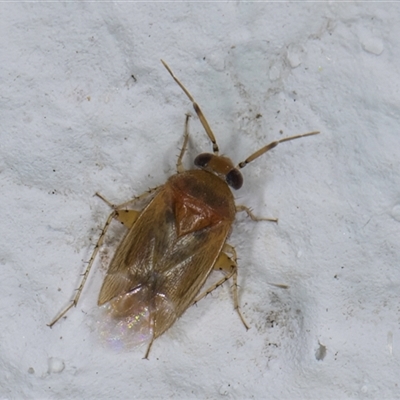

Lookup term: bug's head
[194,153,243,190]
[160,60,319,191]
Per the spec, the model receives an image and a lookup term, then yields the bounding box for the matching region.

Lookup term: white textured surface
[1,3,400,399]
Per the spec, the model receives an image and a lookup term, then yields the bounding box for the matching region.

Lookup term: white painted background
[1,3,399,399]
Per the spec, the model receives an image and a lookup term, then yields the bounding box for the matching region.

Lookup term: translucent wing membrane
[97,287,176,351]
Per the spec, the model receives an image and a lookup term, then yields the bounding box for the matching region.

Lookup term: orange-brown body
[48,60,318,358]
[98,170,235,340]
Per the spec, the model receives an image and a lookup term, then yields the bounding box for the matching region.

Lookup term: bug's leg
[236,204,278,223]
[143,318,156,360]
[113,209,141,229]
[48,208,118,327]
[176,114,191,173]
[193,244,249,330]
[161,60,219,155]
[96,186,160,211]
[48,188,160,327]
[96,193,141,229]
[96,187,160,229]
[143,338,154,360]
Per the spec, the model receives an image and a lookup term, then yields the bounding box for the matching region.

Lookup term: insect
[48,60,319,358]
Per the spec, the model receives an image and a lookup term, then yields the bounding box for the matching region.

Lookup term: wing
[98,171,235,337]
[98,175,234,338]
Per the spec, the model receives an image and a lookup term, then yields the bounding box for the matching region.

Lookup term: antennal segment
[161,59,219,155]
[237,131,319,169]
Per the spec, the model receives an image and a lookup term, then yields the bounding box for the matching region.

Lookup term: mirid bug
[49,60,319,358]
